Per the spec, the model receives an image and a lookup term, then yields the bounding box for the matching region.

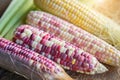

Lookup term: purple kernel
[51,56,54,60]
[89,64,93,69]
[41,45,46,52]
[17,28,24,33]
[57,45,61,51]
[83,63,89,69]
[60,60,64,65]
[69,64,73,70]
[69,57,73,63]
[63,61,67,66]
[50,49,56,56]
[72,65,79,71]
[23,37,30,44]
[53,57,58,62]
[66,62,71,67]
[15,32,21,38]
[73,53,79,59]
[45,47,51,53]
[75,60,79,66]
[51,44,56,49]
[43,34,50,40]
[63,54,68,61]
[78,62,83,66]
[45,53,49,57]
[40,39,47,45]
[30,34,36,40]
[60,53,66,60]
[19,55,24,61]
[65,49,69,54]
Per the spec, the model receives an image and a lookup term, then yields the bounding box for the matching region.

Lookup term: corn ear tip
[95,62,108,74]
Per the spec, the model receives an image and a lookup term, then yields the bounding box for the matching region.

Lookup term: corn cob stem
[0,38,73,80]
[14,25,108,74]
[34,0,120,50]
[26,11,120,67]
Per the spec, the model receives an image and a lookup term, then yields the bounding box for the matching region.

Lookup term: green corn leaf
[0,0,26,33]
[1,0,34,37]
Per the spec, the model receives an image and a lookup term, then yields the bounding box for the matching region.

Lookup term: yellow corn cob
[26,11,120,67]
[34,0,120,50]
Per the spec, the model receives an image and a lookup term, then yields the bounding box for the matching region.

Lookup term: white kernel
[32,41,38,48]
[89,71,95,74]
[25,44,29,48]
[19,40,23,44]
[36,62,41,70]
[34,18,40,25]
[60,25,68,31]
[37,30,43,35]
[49,41,54,47]
[51,38,64,46]
[48,55,51,59]
[51,38,56,42]
[67,46,75,51]
[16,39,19,43]
[24,29,32,37]
[46,41,53,47]
[35,36,42,42]
[38,44,43,50]
[16,39,23,44]
[29,59,34,66]
[32,48,35,50]
[69,35,74,42]
[59,41,65,46]
[92,58,97,65]
[67,46,75,56]
[41,21,46,27]
[68,51,73,56]
[63,66,70,70]
[42,52,45,56]
[78,71,84,74]
[35,53,39,57]
[46,23,51,28]
[57,58,61,64]
[21,33,27,38]
[99,48,104,53]
[40,33,46,37]
[60,47,67,53]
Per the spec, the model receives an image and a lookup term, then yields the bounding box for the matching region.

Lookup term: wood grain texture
[0,0,120,80]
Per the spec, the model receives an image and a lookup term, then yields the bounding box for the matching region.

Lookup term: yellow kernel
[109,49,114,54]
[72,59,76,65]
[107,59,112,64]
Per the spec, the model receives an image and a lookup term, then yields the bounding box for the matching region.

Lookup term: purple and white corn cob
[13,25,108,74]
[0,38,73,80]
[26,11,120,66]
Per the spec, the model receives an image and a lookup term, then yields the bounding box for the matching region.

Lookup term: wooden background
[0,0,120,80]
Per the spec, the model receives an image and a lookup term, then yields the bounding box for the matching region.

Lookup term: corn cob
[13,25,108,74]
[0,38,73,80]
[26,11,120,67]
[34,0,120,50]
